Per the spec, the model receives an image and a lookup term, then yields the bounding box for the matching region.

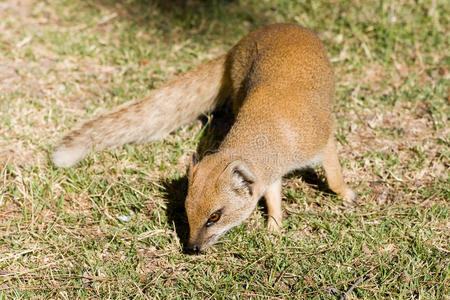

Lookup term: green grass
[0,0,449,298]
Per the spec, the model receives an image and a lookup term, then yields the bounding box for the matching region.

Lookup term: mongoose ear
[230,161,255,196]
[187,153,199,180]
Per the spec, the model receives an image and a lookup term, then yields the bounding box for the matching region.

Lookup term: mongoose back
[53,24,356,252]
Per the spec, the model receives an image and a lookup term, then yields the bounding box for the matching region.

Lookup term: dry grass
[0,0,449,298]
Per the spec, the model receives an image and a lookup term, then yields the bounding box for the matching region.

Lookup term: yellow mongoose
[53,24,356,252]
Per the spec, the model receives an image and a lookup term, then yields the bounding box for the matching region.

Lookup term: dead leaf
[362,244,372,255]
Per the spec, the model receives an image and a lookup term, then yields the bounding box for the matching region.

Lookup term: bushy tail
[52,55,229,167]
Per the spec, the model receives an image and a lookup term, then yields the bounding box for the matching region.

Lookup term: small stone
[117,215,131,222]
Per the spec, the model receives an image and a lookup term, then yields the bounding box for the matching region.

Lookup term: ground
[0,0,448,299]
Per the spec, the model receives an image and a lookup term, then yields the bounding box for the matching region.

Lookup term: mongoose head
[185,153,261,253]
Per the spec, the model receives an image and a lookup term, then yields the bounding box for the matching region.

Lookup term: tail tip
[52,146,87,168]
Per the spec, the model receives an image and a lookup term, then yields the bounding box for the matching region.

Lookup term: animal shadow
[285,167,333,194]
[162,175,190,248]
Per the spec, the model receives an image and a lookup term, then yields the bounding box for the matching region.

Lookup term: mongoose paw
[267,217,281,232]
[342,188,357,206]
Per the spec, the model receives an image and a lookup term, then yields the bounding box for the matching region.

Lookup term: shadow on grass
[91,0,273,41]
[285,167,333,195]
[195,102,235,158]
[161,175,190,249]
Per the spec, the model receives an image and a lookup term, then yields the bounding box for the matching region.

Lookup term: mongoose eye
[206,211,221,227]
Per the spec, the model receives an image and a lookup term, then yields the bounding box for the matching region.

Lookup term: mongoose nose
[186,243,200,254]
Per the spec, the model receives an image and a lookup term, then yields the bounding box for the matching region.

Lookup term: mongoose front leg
[322,136,357,203]
[264,178,283,232]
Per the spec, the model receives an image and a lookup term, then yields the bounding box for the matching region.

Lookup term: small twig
[272,262,292,287]
[340,276,364,300]
[0,262,58,278]
[16,36,32,48]
[241,292,283,299]
[0,247,43,263]
[97,12,117,26]
[232,253,272,279]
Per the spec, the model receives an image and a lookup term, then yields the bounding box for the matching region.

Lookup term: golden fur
[53,24,356,252]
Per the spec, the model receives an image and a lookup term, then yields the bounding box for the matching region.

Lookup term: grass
[0,0,449,298]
